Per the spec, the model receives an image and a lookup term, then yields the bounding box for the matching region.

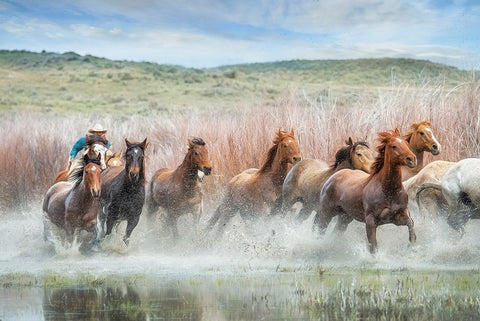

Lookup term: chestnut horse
[416,158,480,233]
[43,153,102,247]
[207,129,301,235]
[98,138,149,245]
[146,138,212,239]
[402,121,441,180]
[271,137,374,222]
[315,128,417,253]
[54,135,109,184]
[106,151,123,167]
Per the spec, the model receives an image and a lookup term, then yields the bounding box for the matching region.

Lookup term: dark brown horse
[146,138,212,239]
[98,138,149,245]
[207,129,301,235]
[402,121,441,180]
[43,153,102,247]
[271,137,374,222]
[54,135,109,184]
[315,128,417,253]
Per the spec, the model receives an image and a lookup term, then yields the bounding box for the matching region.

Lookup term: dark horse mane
[258,130,292,173]
[190,137,206,146]
[67,156,101,186]
[332,140,369,170]
[370,130,400,175]
[87,134,108,146]
[403,120,431,143]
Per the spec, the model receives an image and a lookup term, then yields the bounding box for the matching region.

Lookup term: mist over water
[1,204,479,277]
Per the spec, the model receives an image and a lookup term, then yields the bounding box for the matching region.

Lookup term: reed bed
[1,81,479,214]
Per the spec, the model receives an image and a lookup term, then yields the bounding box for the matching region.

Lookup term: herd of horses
[42,121,479,254]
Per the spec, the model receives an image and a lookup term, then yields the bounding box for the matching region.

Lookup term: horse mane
[190,137,206,146]
[67,157,101,186]
[87,134,108,146]
[258,130,292,173]
[403,121,431,143]
[371,130,400,174]
[332,140,369,169]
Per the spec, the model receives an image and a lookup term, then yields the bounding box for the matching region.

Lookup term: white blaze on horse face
[425,127,440,147]
[396,138,403,144]
[91,165,97,171]
[197,170,205,182]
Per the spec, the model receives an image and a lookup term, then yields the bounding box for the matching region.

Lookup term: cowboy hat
[88,123,107,133]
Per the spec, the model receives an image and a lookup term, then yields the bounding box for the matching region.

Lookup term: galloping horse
[315,128,417,253]
[207,129,301,235]
[98,138,149,245]
[54,135,109,184]
[403,160,455,217]
[43,153,102,247]
[271,137,374,222]
[146,138,212,239]
[402,121,441,180]
[416,158,480,233]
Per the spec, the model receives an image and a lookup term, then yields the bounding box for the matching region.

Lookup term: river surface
[1,208,480,320]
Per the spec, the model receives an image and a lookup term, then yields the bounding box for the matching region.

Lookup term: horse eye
[194,151,199,156]
[392,145,397,149]
[357,153,362,157]
[419,132,424,136]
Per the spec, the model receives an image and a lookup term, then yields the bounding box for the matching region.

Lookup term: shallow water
[1,207,480,320]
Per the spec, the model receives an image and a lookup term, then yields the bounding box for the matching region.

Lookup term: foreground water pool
[1,211,480,320]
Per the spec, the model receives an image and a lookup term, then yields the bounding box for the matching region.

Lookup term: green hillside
[0,50,472,115]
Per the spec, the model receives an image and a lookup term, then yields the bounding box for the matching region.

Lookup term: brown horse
[146,138,212,239]
[43,153,102,247]
[106,151,123,167]
[315,128,417,253]
[207,129,301,235]
[271,137,374,222]
[53,135,109,184]
[98,138,149,245]
[402,121,441,180]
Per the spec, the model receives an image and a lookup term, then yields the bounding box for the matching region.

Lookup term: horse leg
[393,209,417,244]
[312,205,336,236]
[333,212,353,233]
[365,214,378,254]
[269,195,284,217]
[123,212,141,246]
[145,195,159,224]
[295,203,313,223]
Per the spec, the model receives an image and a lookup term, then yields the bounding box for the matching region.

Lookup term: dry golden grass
[1,81,479,213]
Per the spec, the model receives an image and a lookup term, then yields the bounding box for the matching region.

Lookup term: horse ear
[142,138,150,149]
[346,137,354,146]
[118,151,122,158]
[394,127,401,135]
[83,153,89,163]
[290,128,295,136]
[97,152,101,160]
[125,138,131,147]
[188,139,195,148]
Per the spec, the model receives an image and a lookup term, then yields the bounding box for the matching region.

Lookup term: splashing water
[1,205,480,277]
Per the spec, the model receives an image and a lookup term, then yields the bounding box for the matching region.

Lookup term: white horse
[403,160,455,218]
[416,158,480,232]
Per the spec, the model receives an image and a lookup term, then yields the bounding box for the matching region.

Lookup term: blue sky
[1,0,479,69]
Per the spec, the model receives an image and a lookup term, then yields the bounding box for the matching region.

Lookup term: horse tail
[415,181,442,206]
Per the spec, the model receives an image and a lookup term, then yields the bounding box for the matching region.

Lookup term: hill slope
[0,50,472,115]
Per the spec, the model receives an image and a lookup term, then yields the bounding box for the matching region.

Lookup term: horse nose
[431,144,441,155]
[91,188,101,198]
[293,156,302,164]
[203,166,212,175]
[406,156,417,168]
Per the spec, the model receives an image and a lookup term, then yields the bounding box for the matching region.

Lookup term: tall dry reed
[1,81,479,214]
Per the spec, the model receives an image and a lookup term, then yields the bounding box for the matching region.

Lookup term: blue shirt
[70,136,111,158]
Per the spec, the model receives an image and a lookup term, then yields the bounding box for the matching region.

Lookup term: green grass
[0,50,474,115]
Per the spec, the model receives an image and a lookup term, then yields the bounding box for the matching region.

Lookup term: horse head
[107,151,123,167]
[125,138,149,184]
[345,137,374,173]
[404,121,441,156]
[83,153,102,198]
[275,128,302,165]
[86,134,109,170]
[188,137,212,181]
[376,128,417,170]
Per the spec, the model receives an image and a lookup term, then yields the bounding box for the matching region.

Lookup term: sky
[1,0,479,69]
